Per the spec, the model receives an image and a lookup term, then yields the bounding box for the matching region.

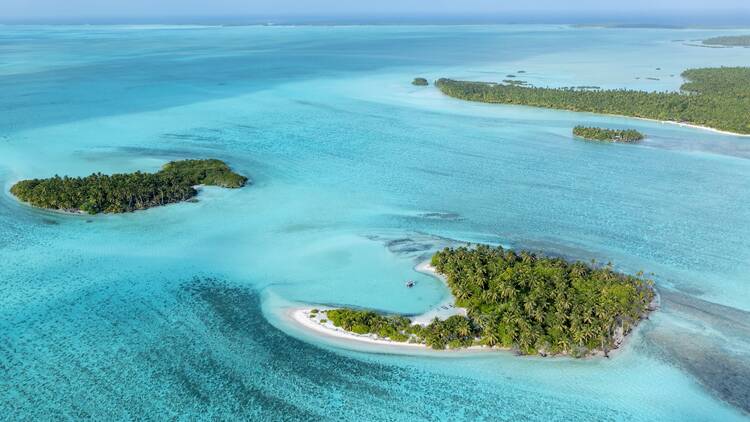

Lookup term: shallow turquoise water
[1,25,749,420]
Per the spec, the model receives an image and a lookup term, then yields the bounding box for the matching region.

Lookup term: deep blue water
[1,25,749,420]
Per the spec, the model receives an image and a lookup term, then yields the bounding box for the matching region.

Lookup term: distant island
[301,246,656,357]
[10,159,247,214]
[412,77,429,86]
[573,126,644,143]
[436,67,750,135]
[503,79,529,86]
[702,35,750,47]
[573,23,685,29]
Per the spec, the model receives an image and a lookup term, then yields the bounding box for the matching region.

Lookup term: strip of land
[436,67,750,135]
[290,308,432,350]
[702,35,750,47]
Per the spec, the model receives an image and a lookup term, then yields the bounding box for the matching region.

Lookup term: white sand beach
[285,259,475,351]
[289,307,428,349]
[411,261,467,325]
[655,119,750,137]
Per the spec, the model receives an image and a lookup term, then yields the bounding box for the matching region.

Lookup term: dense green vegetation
[573,126,644,143]
[326,309,413,342]
[436,67,750,134]
[325,308,475,349]
[325,245,655,357]
[10,159,247,214]
[432,246,655,356]
[160,159,247,188]
[702,35,750,47]
[412,77,429,86]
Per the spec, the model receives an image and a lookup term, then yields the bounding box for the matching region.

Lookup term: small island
[299,245,656,358]
[503,79,529,86]
[573,126,644,143]
[412,77,429,86]
[702,35,750,47]
[10,159,247,214]
[435,67,750,135]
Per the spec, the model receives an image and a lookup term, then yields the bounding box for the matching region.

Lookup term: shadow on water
[644,290,750,415]
[159,278,628,420]
[132,278,402,419]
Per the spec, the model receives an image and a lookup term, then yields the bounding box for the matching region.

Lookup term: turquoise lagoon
[1,25,749,420]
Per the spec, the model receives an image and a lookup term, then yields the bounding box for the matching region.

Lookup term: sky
[1,0,749,23]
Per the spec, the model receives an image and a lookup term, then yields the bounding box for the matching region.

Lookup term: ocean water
[1,24,750,420]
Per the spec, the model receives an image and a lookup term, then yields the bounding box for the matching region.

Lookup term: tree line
[10,159,247,214]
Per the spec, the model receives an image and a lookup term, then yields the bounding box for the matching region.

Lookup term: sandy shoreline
[585,108,750,137]
[290,307,428,349]
[580,112,750,138]
[643,118,750,138]
[411,261,467,325]
[566,109,750,138]
[287,306,498,353]
[285,260,479,352]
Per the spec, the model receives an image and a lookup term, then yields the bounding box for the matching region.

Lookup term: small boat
[405,280,416,288]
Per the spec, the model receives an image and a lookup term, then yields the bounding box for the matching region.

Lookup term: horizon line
[2,10,750,26]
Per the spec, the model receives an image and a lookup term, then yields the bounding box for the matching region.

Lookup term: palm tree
[456,319,472,338]
[483,328,500,347]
